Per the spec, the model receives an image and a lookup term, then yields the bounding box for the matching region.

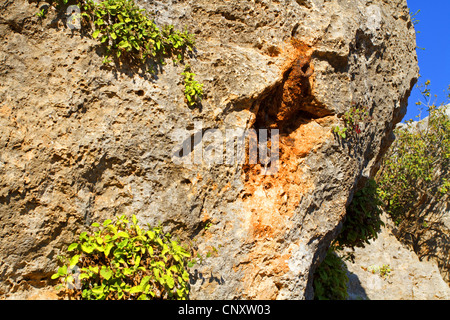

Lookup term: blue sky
[404,0,450,122]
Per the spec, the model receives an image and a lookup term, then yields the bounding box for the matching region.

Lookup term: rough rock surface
[0,0,418,299]
[342,213,450,300]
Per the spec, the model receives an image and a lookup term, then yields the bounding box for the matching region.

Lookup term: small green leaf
[67,243,79,252]
[102,56,111,64]
[161,244,169,256]
[117,239,128,249]
[117,231,129,238]
[187,260,196,268]
[107,225,118,235]
[69,255,80,267]
[169,265,178,273]
[129,285,143,294]
[134,255,141,267]
[92,29,101,39]
[100,266,113,280]
[137,294,148,300]
[182,270,190,281]
[96,236,104,245]
[105,243,114,257]
[81,244,94,254]
[58,265,68,276]
[177,288,185,297]
[165,275,174,289]
[89,265,99,274]
[118,40,130,49]
[79,232,88,241]
[140,275,151,287]
[123,268,132,276]
[79,273,90,280]
[146,231,155,240]
[135,225,142,236]
[92,285,104,295]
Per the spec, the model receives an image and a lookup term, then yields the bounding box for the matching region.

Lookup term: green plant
[78,0,195,66]
[52,214,191,300]
[182,64,204,107]
[314,174,385,300]
[334,103,370,140]
[333,125,347,139]
[409,9,421,27]
[335,179,384,252]
[439,178,450,194]
[313,247,349,300]
[48,0,203,107]
[376,81,449,252]
[379,264,392,278]
[36,8,47,19]
[409,9,425,50]
[343,103,370,135]
[364,264,392,279]
[204,222,212,230]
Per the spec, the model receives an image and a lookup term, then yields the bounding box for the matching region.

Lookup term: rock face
[0,0,418,299]
[343,213,450,300]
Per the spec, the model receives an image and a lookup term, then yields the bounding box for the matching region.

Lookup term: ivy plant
[313,179,384,299]
[181,64,204,107]
[78,0,195,67]
[335,178,384,253]
[313,247,349,300]
[52,214,191,300]
[46,0,202,107]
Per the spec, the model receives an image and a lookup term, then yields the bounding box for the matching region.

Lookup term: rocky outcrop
[0,0,418,299]
[344,107,450,300]
[342,213,450,300]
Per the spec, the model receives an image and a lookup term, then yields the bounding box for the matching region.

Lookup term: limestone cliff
[0,0,418,299]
